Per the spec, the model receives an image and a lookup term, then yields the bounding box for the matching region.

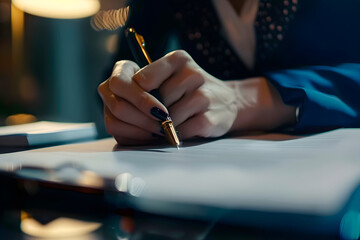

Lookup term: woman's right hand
[98,60,169,145]
[98,49,241,146]
[98,51,296,146]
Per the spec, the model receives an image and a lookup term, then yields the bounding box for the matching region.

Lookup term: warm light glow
[21,214,102,238]
[11,2,24,85]
[11,3,24,52]
[12,0,100,19]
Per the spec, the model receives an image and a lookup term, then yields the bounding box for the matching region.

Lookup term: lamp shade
[12,0,100,19]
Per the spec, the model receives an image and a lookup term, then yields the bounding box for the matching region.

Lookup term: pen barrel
[125,28,162,101]
[125,28,150,68]
[125,28,179,148]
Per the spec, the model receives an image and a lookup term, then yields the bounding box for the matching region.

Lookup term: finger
[104,106,157,142]
[100,81,162,134]
[168,90,210,127]
[107,61,168,120]
[132,50,195,92]
[159,66,205,107]
[110,99,162,134]
[176,113,213,139]
[113,60,140,79]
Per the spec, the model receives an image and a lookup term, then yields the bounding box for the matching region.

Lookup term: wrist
[228,77,296,132]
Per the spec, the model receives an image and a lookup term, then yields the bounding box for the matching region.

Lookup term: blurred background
[0,0,127,134]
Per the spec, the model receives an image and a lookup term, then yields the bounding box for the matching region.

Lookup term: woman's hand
[98,50,296,145]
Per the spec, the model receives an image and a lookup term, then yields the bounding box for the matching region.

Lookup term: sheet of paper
[0,129,360,217]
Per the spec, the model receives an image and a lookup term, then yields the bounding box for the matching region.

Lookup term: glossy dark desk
[0,172,337,240]
[0,139,341,240]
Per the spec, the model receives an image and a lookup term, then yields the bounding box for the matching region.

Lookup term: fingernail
[150,107,168,121]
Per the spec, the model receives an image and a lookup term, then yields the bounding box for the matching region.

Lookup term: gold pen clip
[127,28,152,64]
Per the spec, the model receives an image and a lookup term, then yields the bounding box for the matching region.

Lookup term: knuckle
[113,60,122,68]
[112,61,125,74]
[194,90,210,109]
[197,115,212,138]
[108,75,121,92]
[97,81,107,95]
[110,60,139,89]
[114,60,124,66]
[168,50,192,64]
[132,71,151,90]
[191,69,206,86]
[173,49,190,58]
[198,88,210,101]
[114,60,131,69]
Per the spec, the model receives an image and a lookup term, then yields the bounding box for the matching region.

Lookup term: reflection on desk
[0,207,340,240]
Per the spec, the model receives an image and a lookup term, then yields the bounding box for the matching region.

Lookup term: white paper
[0,129,360,216]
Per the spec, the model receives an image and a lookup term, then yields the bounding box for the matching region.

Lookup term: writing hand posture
[98,50,296,145]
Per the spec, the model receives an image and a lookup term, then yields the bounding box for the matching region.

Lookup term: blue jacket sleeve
[265,63,360,132]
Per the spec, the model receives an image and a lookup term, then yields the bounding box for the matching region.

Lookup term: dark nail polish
[150,107,168,121]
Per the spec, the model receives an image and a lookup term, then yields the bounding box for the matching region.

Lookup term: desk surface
[0,197,337,240]
[1,130,360,239]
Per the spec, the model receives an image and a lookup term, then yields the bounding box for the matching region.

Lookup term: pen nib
[161,118,180,149]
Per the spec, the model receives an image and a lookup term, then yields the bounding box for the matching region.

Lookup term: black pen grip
[125,29,162,101]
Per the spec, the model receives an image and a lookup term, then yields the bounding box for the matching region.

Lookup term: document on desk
[0,129,360,225]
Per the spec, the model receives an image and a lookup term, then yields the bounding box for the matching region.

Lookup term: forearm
[265,64,360,131]
[227,77,297,132]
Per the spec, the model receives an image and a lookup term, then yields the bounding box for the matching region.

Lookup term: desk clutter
[0,121,97,147]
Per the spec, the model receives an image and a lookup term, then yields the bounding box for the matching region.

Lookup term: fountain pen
[125,28,180,149]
